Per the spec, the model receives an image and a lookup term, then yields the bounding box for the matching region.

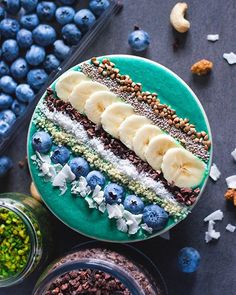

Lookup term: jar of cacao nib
[33,242,168,295]
[0,193,53,288]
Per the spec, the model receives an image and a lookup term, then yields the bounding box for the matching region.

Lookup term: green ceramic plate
[27,55,212,243]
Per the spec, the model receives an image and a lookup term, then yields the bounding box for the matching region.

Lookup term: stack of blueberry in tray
[0,0,110,140]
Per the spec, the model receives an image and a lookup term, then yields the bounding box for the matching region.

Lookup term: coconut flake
[204,209,224,222]
[205,220,221,243]
[210,164,221,181]
[123,210,143,235]
[141,223,153,234]
[226,224,236,233]
[106,204,124,219]
[92,185,104,205]
[117,218,128,233]
[98,202,106,213]
[207,34,219,42]
[223,52,236,65]
[231,149,236,161]
[226,175,236,189]
[31,155,37,161]
[85,197,97,209]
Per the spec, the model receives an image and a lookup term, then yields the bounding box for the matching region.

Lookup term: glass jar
[0,193,53,288]
[34,242,168,295]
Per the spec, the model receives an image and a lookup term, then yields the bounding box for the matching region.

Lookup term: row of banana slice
[55,71,206,188]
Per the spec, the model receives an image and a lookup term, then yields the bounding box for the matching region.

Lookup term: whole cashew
[170,2,190,33]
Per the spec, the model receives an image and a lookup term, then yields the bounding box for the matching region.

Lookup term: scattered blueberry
[27,69,48,91]
[53,40,70,61]
[15,84,34,103]
[59,0,75,4]
[26,45,45,66]
[178,247,201,273]
[0,120,10,136]
[142,204,169,231]
[0,93,13,109]
[74,9,96,32]
[3,0,21,14]
[21,0,38,12]
[104,183,124,205]
[55,6,75,25]
[33,24,56,47]
[2,39,19,62]
[17,29,33,49]
[86,170,105,189]
[0,109,16,126]
[0,156,13,177]
[0,18,20,38]
[43,54,60,73]
[69,157,90,178]
[62,23,82,45]
[10,58,29,80]
[123,195,144,214]
[51,146,70,165]
[0,61,9,77]
[0,7,5,21]
[20,14,39,30]
[89,0,110,16]
[11,99,26,116]
[36,1,57,21]
[128,28,150,52]
[0,76,17,94]
[32,131,52,154]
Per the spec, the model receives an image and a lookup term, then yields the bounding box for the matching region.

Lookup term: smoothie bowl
[27,55,212,242]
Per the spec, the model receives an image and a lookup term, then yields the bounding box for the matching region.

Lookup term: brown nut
[191,59,213,75]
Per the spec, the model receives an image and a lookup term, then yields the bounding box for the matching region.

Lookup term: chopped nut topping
[225,188,236,206]
[191,59,213,75]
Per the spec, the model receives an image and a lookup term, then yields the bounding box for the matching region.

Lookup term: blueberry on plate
[142,204,168,231]
[16,84,34,103]
[33,24,56,47]
[86,170,105,189]
[69,157,90,179]
[89,0,110,16]
[20,14,39,30]
[124,195,144,214]
[0,61,9,77]
[0,93,13,110]
[62,23,82,45]
[27,69,48,91]
[26,45,46,66]
[55,6,75,25]
[43,54,60,74]
[3,0,21,15]
[178,247,201,273]
[128,28,150,52]
[32,131,52,154]
[0,156,13,177]
[21,0,38,12]
[51,146,70,165]
[53,40,70,61]
[10,58,29,80]
[0,18,20,38]
[16,29,33,49]
[59,0,75,4]
[0,109,16,126]
[36,1,57,21]
[74,9,96,32]
[104,183,124,205]
[2,39,19,62]
[0,6,5,21]
[0,120,10,136]
[0,76,17,95]
[11,99,26,116]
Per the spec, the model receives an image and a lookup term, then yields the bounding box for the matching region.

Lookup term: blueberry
[43,54,60,74]
[86,170,105,189]
[16,84,34,103]
[0,93,13,109]
[59,0,75,4]
[104,183,124,205]
[0,76,17,94]
[51,146,70,165]
[74,9,96,32]
[89,0,110,16]
[178,247,201,273]
[62,23,82,45]
[10,58,29,80]
[36,1,56,21]
[128,28,150,52]
[11,99,26,116]
[0,61,9,77]
[0,109,16,126]
[2,39,19,62]
[0,18,20,38]
[55,6,75,25]
[0,7,5,21]
[21,0,38,12]
[143,204,168,231]
[26,45,45,66]
[3,0,21,14]
[32,131,52,154]
[69,157,90,179]
[33,24,56,47]
[123,195,144,214]
[27,69,48,91]
[0,156,13,177]
[17,29,33,49]
[0,120,10,136]
[53,40,70,61]
[20,14,39,30]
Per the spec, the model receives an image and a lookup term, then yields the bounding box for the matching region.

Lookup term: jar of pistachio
[0,193,53,288]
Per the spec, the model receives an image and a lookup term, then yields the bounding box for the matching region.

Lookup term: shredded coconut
[204,209,224,222]
[226,224,236,233]
[207,34,219,42]
[226,175,236,189]
[223,52,236,65]
[210,164,221,181]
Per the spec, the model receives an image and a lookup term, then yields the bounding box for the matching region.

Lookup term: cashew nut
[170,2,190,33]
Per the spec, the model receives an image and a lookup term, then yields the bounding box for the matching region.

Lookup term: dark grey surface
[0,1,236,294]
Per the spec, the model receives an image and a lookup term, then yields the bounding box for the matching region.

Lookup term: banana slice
[161,147,206,188]
[55,71,89,102]
[145,134,179,171]
[84,91,118,125]
[69,81,108,113]
[101,102,135,138]
[133,125,162,161]
[118,114,151,149]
